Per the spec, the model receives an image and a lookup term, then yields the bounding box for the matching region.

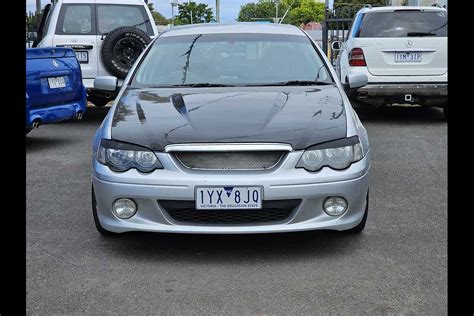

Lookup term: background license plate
[47,76,66,89]
[395,52,421,62]
[196,186,262,209]
[75,51,88,63]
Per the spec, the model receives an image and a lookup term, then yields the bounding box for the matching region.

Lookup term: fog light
[112,198,137,219]
[323,197,348,216]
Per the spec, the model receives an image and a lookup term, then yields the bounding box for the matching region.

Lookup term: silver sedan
[91,23,371,235]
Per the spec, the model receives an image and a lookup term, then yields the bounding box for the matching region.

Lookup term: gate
[322,3,382,65]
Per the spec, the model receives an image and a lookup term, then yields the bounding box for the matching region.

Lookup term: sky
[26,0,251,22]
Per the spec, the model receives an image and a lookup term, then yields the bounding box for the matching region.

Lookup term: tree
[26,11,42,31]
[286,0,324,25]
[238,1,284,22]
[237,0,324,25]
[175,2,214,25]
[147,3,170,25]
[331,0,387,18]
[335,0,386,5]
[238,0,388,25]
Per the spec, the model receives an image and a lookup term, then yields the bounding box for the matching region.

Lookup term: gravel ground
[26,105,447,315]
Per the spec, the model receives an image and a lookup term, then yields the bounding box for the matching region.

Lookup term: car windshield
[131,33,333,87]
[356,10,447,38]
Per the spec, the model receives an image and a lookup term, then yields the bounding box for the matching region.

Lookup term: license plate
[47,76,66,89]
[196,186,262,210]
[75,51,88,63]
[395,52,422,62]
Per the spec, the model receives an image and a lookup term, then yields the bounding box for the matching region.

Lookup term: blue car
[26,47,87,134]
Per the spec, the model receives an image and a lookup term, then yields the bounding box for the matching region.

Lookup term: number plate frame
[75,51,89,63]
[195,186,263,210]
[47,76,66,89]
[394,52,422,63]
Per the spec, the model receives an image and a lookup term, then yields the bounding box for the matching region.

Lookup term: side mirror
[331,40,343,51]
[346,73,368,90]
[94,76,118,91]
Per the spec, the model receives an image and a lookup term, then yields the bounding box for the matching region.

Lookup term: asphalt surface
[26,105,447,314]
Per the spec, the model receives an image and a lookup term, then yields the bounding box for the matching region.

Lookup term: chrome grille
[174,151,285,170]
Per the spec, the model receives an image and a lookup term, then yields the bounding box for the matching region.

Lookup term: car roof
[160,23,305,37]
[358,5,447,14]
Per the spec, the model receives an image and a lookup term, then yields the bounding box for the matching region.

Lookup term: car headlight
[296,136,364,171]
[97,139,163,173]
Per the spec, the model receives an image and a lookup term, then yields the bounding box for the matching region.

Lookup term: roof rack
[432,3,441,7]
[363,4,372,9]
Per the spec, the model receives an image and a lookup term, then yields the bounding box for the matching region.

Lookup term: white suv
[335,6,447,119]
[35,0,158,107]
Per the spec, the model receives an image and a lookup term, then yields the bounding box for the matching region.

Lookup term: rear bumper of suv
[356,83,447,96]
[347,83,447,107]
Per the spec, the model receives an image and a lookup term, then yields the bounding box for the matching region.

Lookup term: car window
[132,33,333,86]
[356,10,447,37]
[97,5,153,35]
[57,5,93,35]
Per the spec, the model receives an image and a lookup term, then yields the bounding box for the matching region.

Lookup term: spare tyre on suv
[101,26,151,80]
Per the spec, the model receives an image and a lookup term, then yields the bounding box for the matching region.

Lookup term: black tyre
[345,191,369,234]
[26,128,32,135]
[92,185,117,236]
[349,98,363,108]
[443,106,448,121]
[88,95,110,107]
[100,26,151,79]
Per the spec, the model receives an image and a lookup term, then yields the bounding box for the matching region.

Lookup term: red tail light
[349,48,366,67]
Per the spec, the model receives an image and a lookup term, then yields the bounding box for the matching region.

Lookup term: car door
[94,2,156,78]
[52,2,98,82]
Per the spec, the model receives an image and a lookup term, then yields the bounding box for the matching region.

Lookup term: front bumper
[92,151,370,234]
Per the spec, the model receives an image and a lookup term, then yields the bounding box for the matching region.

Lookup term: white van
[35,0,159,107]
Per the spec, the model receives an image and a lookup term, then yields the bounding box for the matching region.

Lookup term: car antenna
[279,0,296,24]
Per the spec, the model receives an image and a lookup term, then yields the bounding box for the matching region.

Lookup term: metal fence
[322,3,383,65]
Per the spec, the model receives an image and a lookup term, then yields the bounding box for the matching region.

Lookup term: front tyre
[443,106,448,121]
[92,185,118,236]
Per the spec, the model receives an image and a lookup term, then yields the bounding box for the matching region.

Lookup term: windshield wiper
[149,81,333,88]
[258,80,333,86]
[152,83,236,88]
[407,32,437,37]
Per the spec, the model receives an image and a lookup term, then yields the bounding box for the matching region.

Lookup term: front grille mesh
[159,200,301,225]
[174,151,284,170]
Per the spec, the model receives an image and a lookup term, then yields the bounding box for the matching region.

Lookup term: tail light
[349,48,366,67]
